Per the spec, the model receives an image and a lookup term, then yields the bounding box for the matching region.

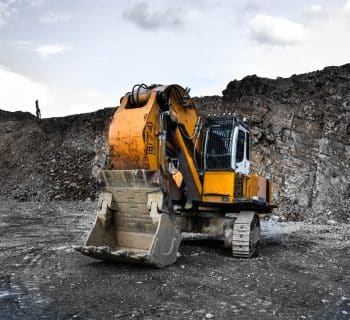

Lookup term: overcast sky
[0,0,350,117]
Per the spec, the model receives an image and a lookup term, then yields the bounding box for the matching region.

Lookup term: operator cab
[204,116,250,175]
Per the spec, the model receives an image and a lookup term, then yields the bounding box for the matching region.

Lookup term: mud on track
[0,200,349,320]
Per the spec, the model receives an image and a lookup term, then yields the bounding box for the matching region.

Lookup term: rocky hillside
[1,64,349,222]
[0,109,114,201]
[196,64,350,222]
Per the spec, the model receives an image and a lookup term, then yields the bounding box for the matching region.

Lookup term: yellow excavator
[75,84,274,267]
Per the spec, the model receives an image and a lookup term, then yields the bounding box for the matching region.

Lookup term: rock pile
[0,108,114,201]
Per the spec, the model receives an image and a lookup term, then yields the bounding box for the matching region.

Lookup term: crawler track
[231,211,260,257]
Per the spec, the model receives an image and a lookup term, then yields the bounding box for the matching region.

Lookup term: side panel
[244,174,259,198]
[243,173,269,202]
[201,171,271,205]
[202,171,235,203]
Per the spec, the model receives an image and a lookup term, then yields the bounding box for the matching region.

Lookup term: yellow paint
[202,171,235,203]
[144,97,161,169]
[172,171,183,188]
[202,171,271,204]
[108,93,160,170]
[244,173,259,198]
[168,94,199,141]
[202,194,231,203]
[174,127,202,200]
[108,84,200,172]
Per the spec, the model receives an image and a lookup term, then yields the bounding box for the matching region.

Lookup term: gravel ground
[0,200,349,320]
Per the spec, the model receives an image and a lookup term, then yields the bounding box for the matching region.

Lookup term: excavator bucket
[74,170,181,267]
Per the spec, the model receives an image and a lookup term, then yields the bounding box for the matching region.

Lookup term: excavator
[75,84,274,267]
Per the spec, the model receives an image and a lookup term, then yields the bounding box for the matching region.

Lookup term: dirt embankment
[0,109,114,201]
[1,64,350,221]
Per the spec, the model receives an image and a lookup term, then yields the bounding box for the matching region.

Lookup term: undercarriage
[75,170,265,267]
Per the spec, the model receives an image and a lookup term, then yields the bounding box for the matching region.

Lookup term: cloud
[39,10,70,23]
[29,0,46,7]
[83,88,102,98]
[304,4,327,20]
[65,89,116,117]
[344,0,350,15]
[0,65,53,115]
[11,40,32,49]
[248,14,309,45]
[0,0,15,27]
[308,4,324,15]
[123,2,184,30]
[34,44,70,57]
[242,0,260,13]
[230,4,350,81]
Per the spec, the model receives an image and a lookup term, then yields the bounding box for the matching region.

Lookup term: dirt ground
[0,200,349,320]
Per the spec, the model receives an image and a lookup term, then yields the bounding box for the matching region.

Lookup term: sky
[0,0,350,117]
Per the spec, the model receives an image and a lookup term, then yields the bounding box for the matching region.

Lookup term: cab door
[232,126,250,175]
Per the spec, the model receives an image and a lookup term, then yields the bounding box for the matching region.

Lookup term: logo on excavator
[145,122,156,155]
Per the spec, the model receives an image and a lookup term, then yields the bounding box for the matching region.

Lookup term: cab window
[236,130,245,163]
[246,132,250,160]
